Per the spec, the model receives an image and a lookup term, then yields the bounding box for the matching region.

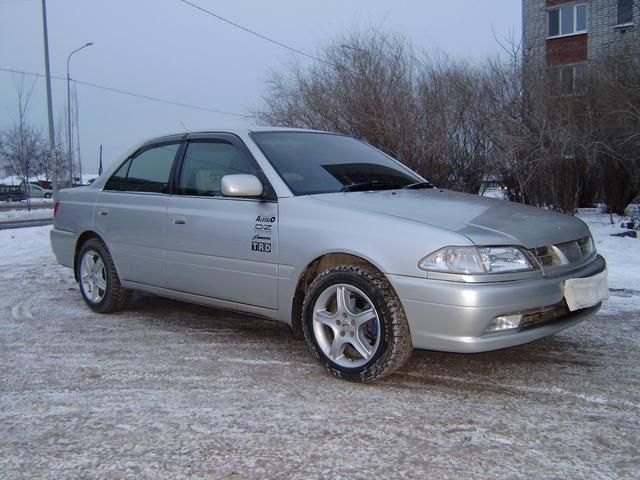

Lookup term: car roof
[145,126,332,145]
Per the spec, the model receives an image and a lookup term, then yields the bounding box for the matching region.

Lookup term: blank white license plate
[564,269,609,312]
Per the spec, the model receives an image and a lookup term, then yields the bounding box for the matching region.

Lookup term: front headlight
[418,246,535,274]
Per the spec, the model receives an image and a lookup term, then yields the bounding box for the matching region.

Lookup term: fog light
[485,314,522,333]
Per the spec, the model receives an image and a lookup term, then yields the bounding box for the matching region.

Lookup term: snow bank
[0,207,53,222]
[580,214,639,313]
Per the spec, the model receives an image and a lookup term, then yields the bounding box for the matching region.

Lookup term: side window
[177,141,256,197]
[104,143,179,193]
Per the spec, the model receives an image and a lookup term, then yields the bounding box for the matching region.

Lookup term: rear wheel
[302,263,412,382]
[77,238,129,313]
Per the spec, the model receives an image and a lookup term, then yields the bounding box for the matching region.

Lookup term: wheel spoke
[315,309,337,328]
[80,254,93,275]
[351,330,373,359]
[352,308,375,328]
[328,336,346,360]
[95,274,107,291]
[90,282,101,302]
[94,257,105,275]
[335,286,349,314]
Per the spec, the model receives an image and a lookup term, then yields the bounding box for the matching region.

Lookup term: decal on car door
[252,215,276,253]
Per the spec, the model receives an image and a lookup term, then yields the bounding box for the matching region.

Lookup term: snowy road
[1,225,639,479]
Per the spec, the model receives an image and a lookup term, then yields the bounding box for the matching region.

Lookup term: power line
[177,0,328,65]
[0,0,37,5]
[0,66,252,118]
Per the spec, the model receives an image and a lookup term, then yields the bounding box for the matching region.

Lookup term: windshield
[250,131,424,195]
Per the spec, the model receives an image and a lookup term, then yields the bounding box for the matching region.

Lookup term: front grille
[531,245,555,266]
[520,303,569,329]
[531,236,594,269]
[577,237,593,257]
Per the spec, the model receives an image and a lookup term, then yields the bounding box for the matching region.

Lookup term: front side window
[177,141,255,197]
[618,0,634,25]
[251,131,423,195]
[548,4,587,37]
[105,143,179,193]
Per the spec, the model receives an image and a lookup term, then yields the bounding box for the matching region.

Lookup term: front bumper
[388,254,607,353]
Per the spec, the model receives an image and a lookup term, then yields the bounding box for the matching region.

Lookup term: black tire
[44,193,52,198]
[76,238,129,313]
[302,263,412,382]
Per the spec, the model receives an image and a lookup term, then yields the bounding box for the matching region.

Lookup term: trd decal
[252,241,272,253]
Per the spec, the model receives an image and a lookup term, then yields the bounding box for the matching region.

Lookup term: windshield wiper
[341,180,404,192]
[402,181,434,190]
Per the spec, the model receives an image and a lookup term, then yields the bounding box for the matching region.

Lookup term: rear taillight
[53,200,60,216]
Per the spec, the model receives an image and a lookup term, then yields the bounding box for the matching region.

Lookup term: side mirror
[221,174,264,197]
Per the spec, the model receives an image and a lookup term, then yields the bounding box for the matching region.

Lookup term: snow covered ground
[0,216,638,479]
[0,205,53,222]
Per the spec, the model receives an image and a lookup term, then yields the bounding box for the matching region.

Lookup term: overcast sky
[0,0,521,174]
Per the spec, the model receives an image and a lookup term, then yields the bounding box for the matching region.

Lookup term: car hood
[310,189,589,248]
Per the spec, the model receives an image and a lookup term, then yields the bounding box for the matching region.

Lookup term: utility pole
[41,0,57,196]
[67,42,93,187]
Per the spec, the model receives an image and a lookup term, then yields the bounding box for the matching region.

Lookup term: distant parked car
[25,183,53,198]
[50,128,609,382]
[0,185,26,202]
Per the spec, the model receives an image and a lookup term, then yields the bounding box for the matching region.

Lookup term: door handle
[97,210,108,216]
[171,216,187,225]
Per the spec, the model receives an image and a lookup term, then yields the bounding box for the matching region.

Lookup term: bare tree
[580,53,640,214]
[415,55,495,192]
[0,75,45,210]
[258,30,491,193]
[258,28,639,214]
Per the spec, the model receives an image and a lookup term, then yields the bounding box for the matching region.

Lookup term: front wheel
[77,238,129,313]
[302,264,412,382]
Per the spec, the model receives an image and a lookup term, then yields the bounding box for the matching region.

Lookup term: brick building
[523,0,640,93]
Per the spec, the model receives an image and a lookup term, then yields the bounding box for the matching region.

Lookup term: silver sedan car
[50,128,609,382]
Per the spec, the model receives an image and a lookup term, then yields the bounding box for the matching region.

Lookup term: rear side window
[177,141,255,197]
[105,143,180,193]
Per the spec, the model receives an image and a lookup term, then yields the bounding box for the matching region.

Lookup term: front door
[164,137,279,309]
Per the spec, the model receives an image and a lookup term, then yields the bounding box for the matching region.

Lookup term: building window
[555,64,585,95]
[548,4,588,38]
[617,0,634,25]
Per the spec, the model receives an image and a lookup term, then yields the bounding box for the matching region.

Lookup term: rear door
[164,134,279,309]
[95,140,182,287]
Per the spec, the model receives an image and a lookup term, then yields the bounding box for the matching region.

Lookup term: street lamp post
[41,0,57,197]
[67,42,93,187]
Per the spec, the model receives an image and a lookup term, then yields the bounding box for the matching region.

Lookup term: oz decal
[252,241,272,253]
